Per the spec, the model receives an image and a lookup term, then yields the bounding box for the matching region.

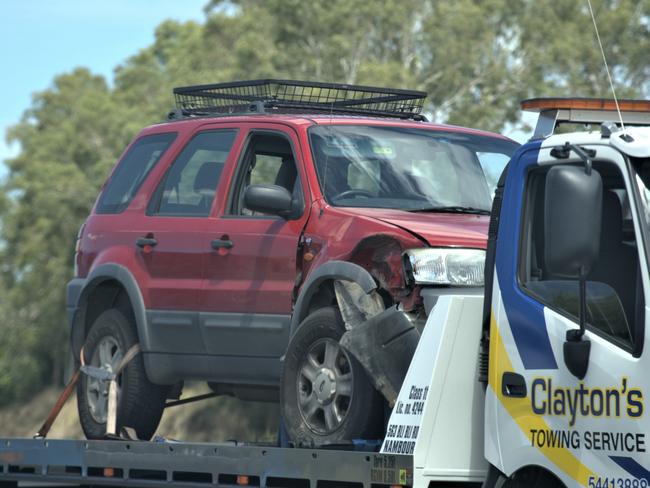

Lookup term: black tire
[77,309,168,440]
[281,306,382,446]
[503,468,566,488]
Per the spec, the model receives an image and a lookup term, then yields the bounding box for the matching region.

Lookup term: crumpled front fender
[340,306,420,405]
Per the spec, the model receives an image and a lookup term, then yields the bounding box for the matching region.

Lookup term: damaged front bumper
[340,306,420,405]
[339,286,483,405]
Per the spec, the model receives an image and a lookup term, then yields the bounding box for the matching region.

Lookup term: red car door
[134,127,242,353]
[200,125,311,369]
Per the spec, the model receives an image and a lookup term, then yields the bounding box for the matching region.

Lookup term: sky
[0,0,208,164]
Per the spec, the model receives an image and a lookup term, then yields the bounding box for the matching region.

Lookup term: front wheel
[281,306,382,446]
[502,468,566,488]
[77,309,168,440]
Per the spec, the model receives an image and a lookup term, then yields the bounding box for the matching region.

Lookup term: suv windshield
[309,125,519,211]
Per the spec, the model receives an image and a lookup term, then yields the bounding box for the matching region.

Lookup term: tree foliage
[1,0,649,404]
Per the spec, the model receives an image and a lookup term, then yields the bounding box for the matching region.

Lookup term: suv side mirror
[244,184,293,217]
[544,164,602,380]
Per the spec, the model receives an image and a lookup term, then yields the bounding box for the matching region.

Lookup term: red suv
[66,80,518,444]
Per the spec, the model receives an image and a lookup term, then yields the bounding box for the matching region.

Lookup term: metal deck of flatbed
[0,438,412,488]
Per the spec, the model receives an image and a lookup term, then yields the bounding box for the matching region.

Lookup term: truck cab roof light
[522,97,650,113]
[521,97,650,139]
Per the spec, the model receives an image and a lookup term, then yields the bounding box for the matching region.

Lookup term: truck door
[487,148,649,487]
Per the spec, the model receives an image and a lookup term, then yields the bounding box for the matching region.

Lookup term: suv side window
[149,130,237,217]
[229,132,303,217]
[519,161,644,352]
[96,132,176,214]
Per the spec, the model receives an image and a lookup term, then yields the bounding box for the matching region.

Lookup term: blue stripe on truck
[610,456,650,482]
[495,141,558,370]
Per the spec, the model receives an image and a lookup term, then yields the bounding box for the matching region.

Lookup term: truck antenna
[586,0,626,132]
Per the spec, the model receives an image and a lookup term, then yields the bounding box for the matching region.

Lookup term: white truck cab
[485,99,650,488]
[486,100,650,488]
[382,98,650,488]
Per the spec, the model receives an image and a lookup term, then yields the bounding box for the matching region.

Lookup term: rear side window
[96,133,176,214]
[149,130,237,217]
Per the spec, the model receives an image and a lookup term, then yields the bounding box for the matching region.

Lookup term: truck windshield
[309,125,519,211]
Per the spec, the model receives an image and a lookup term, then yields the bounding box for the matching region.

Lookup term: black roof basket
[172,79,427,120]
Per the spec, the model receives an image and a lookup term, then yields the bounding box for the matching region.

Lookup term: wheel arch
[290,260,377,337]
[71,264,149,362]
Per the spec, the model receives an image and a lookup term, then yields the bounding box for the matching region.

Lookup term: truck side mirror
[544,165,602,277]
[244,184,293,217]
[544,164,602,379]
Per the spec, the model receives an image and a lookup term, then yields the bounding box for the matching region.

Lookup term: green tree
[1,69,128,401]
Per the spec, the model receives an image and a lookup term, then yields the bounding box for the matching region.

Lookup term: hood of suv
[341,207,489,248]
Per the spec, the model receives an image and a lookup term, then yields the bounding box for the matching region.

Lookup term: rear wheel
[281,306,382,446]
[77,309,168,440]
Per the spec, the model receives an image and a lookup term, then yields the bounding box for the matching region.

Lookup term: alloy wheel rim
[86,335,123,424]
[297,338,353,435]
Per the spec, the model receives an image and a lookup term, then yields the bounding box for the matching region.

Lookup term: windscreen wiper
[408,206,490,215]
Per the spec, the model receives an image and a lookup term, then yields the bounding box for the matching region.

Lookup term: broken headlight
[404,248,485,286]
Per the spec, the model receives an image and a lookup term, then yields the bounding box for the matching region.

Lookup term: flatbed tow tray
[0,438,411,488]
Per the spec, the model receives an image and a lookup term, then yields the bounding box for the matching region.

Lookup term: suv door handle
[136,237,158,248]
[502,372,527,398]
[211,239,233,250]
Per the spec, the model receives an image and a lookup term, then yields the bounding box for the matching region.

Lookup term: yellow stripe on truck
[489,314,596,486]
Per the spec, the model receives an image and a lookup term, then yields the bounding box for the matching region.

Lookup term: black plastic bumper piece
[340,306,420,405]
[66,278,86,330]
[66,278,86,358]
[66,278,86,310]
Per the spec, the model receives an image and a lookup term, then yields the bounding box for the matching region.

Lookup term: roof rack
[522,97,650,139]
[172,79,428,120]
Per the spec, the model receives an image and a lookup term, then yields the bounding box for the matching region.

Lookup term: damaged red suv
[66,80,518,443]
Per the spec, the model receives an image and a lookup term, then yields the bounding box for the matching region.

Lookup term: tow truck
[2,98,650,488]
